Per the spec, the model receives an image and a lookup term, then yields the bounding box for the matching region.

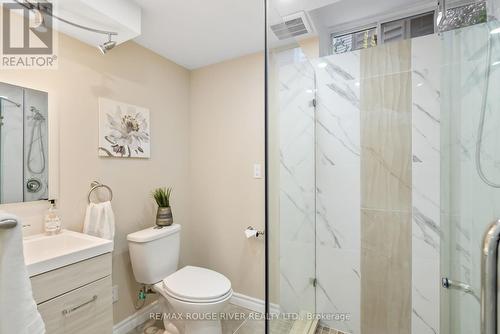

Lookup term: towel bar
[0,218,17,229]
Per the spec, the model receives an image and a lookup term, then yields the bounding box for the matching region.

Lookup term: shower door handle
[441,277,480,303]
[481,219,500,334]
[442,277,474,294]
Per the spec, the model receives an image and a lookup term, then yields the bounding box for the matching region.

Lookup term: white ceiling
[128,0,441,69]
[133,0,265,70]
[270,0,342,17]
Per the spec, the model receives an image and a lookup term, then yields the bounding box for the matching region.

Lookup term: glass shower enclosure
[265,1,500,333]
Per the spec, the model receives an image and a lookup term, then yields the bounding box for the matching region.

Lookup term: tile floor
[126,304,342,334]
[315,325,346,334]
[126,304,264,334]
[268,318,293,334]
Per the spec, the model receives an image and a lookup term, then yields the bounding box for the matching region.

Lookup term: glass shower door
[440,20,500,334]
[267,7,317,327]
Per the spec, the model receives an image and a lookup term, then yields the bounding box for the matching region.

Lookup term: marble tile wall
[411,34,441,334]
[314,51,361,334]
[359,40,412,334]
[277,48,316,314]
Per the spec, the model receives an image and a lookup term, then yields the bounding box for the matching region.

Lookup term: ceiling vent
[271,11,313,40]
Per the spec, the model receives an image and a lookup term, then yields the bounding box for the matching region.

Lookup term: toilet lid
[163,266,231,302]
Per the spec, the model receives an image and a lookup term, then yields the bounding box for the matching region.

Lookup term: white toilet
[127,224,232,334]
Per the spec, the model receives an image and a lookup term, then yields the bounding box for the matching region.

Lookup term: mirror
[0,82,48,204]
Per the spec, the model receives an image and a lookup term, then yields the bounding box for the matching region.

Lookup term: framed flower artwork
[98,98,150,158]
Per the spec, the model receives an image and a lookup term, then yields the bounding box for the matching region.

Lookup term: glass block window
[332,27,377,55]
[410,12,435,38]
[380,12,435,44]
[439,1,487,32]
[329,1,487,56]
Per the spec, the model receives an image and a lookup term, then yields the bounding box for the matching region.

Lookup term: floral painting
[98,98,150,158]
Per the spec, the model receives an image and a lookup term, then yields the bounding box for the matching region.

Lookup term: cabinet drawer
[31,254,111,304]
[38,276,112,334]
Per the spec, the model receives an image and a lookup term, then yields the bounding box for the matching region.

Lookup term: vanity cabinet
[30,253,113,334]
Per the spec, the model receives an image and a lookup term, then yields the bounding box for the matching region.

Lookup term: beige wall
[298,37,320,59]
[188,53,266,300]
[0,32,191,323]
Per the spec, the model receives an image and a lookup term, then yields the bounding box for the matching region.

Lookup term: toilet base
[153,282,231,334]
[155,289,226,334]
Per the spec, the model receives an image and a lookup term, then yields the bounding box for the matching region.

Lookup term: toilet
[127,224,232,334]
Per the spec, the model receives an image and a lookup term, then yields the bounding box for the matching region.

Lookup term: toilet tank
[127,224,181,285]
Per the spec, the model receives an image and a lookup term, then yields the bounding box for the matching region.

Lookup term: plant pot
[156,207,173,226]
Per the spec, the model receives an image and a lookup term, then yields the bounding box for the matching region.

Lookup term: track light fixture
[15,0,119,54]
[98,34,117,54]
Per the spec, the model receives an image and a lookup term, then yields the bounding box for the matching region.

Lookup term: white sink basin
[23,230,114,277]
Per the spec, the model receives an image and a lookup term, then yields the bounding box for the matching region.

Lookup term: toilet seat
[162,266,232,303]
[163,287,233,304]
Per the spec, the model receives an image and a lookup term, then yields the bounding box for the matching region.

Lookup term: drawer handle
[62,295,98,316]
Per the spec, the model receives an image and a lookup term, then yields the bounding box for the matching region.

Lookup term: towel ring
[88,181,113,204]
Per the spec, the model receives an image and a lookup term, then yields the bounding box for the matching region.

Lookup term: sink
[23,230,114,277]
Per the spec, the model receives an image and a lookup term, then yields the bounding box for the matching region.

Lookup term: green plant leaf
[152,186,173,207]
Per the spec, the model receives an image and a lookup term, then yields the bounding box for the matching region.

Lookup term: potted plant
[152,187,173,226]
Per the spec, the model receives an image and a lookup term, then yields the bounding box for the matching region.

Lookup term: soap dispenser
[44,199,61,235]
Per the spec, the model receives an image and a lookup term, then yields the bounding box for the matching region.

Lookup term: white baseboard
[113,301,161,334]
[113,292,280,334]
[230,292,281,314]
